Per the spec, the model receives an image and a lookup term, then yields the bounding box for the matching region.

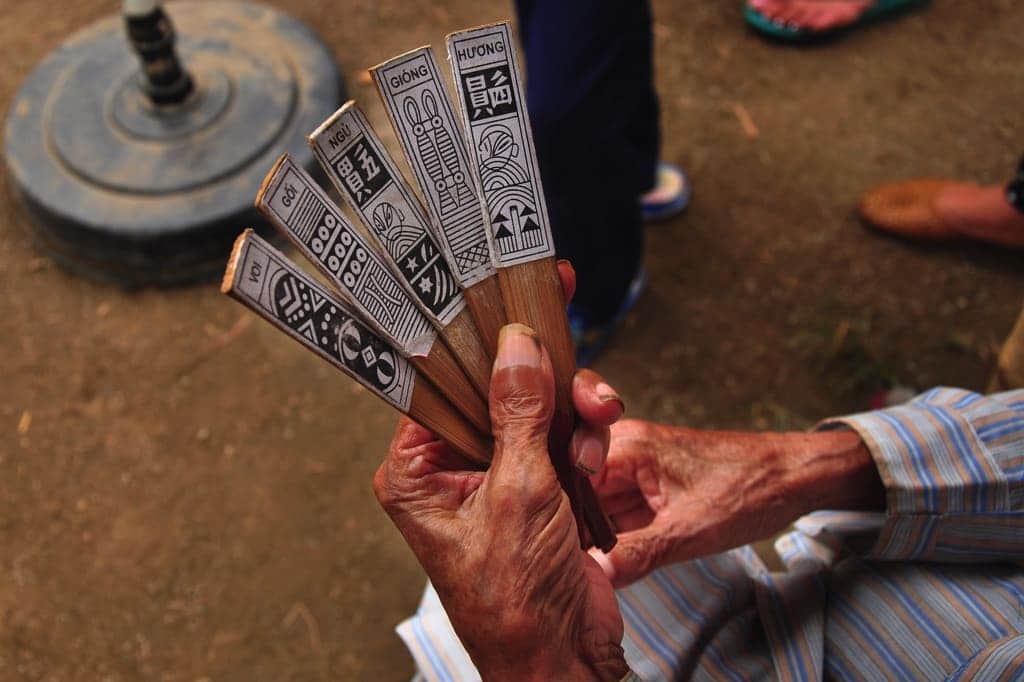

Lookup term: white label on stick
[310,103,465,326]
[257,155,436,357]
[227,233,415,412]
[372,48,496,286]
[446,22,555,267]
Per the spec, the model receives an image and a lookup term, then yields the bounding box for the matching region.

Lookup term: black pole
[124,1,194,106]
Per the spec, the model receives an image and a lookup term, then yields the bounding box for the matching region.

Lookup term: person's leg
[930,154,1024,248]
[515,0,654,325]
[931,182,1024,249]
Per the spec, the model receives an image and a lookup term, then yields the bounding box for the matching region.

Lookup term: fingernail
[588,548,616,583]
[495,323,541,371]
[596,382,625,413]
[575,432,604,475]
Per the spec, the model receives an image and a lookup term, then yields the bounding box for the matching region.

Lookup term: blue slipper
[744,0,930,42]
[568,267,648,367]
[641,163,692,223]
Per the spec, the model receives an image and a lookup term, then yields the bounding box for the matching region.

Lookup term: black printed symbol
[371,202,422,259]
[271,271,399,393]
[460,65,516,121]
[404,91,476,215]
[477,125,543,255]
[404,239,458,313]
[336,141,391,207]
[273,273,339,353]
[338,319,398,390]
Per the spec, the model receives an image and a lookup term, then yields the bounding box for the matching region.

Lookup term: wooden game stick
[222,230,491,464]
[308,102,493,400]
[255,155,490,436]
[446,22,616,552]
[370,48,506,357]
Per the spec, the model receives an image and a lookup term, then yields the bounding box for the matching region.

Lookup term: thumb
[590,523,674,588]
[487,323,557,489]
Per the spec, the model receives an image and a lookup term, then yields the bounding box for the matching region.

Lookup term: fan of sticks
[221,22,615,552]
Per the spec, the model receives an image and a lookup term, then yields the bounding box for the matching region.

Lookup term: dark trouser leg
[1006,155,1024,214]
[515,0,659,323]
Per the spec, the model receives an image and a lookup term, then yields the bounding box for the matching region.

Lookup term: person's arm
[587,419,884,586]
[816,387,1024,563]
[590,387,1024,587]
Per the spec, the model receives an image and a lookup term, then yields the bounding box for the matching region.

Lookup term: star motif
[405,256,419,270]
[418,277,434,294]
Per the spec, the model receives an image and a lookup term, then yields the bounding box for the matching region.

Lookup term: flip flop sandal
[744,0,930,42]
[568,267,648,367]
[641,163,692,223]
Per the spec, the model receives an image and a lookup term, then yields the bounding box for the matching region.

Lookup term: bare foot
[933,184,1024,249]
[750,0,874,31]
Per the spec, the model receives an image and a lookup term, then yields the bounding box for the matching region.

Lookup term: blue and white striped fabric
[397,388,1024,680]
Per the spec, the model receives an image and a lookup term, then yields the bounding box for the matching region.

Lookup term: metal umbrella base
[4,1,344,286]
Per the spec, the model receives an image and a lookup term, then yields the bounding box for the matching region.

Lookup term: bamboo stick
[371,47,507,359]
[222,231,490,464]
[447,22,616,551]
[308,103,493,401]
[255,155,490,435]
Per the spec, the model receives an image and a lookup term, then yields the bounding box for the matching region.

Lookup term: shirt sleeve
[815,387,1024,562]
[948,635,1024,680]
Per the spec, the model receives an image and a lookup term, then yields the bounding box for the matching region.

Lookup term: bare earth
[1,0,1021,679]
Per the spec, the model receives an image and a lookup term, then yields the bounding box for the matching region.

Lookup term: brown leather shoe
[858,179,962,241]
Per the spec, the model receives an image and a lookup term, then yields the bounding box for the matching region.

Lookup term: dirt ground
[1,0,1021,679]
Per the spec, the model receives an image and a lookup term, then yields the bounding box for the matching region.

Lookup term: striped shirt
[397,388,1024,681]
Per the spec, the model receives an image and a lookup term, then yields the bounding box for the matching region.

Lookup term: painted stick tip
[220,229,252,294]
[254,153,291,210]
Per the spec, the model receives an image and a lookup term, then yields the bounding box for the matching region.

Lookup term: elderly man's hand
[590,420,885,587]
[374,323,629,680]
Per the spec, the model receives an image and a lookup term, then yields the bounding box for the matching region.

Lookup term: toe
[762,0,796,22]
[754,0,786,19]
[776,5,803,24]
[790,5,820,28]
[818,4,866,30]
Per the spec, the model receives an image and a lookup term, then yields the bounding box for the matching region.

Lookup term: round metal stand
[4,1,344,286]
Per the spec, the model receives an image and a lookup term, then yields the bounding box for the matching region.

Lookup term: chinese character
[345,171,364,194]
[488,84,512,108]
[466,74,489,113]
[355,144,380,181]
[465,68,515,119]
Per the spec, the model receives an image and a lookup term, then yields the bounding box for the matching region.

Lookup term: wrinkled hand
[374,323,628,680]
[590,420,883,587]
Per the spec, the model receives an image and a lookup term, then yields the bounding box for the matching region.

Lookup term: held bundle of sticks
[221,22,616,552]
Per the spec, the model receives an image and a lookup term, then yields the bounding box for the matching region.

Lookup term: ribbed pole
[123,0,194,106]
